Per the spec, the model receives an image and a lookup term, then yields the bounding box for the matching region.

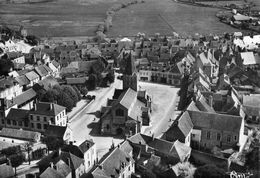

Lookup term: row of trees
[39,85,82,112]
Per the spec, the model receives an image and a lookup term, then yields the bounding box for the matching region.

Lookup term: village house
[25,70,40,87]
[44,125,73,144]
[128,133,191,165]
[242,94,260,124]
[47,60,60,77]
[188,110,247,152]
[13,88,37,110]
[40,160,72,178]
[91,146,135,178]
[163,111,193,146]
[4,108,30,129]
[29,102,67,132]
[62,139,97,173]
[0,76,23,100]
[38,150,85,178]
[15,74,31,91]
[34,65,50,80]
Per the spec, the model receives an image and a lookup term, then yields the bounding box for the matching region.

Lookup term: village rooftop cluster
[0,29,259,178]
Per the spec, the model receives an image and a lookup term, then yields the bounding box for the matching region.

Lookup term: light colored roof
[118,88,137,109]
[233,14,251,21]
[243,95,260,108]
[0,128,41,141]
[25,71,39,81]
[240,52,258,65]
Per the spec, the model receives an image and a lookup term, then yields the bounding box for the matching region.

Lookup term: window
[18,121,22,126]
[44,124,48,130]
[30,115,33,120]
[7,120,10,125]
[1,119,4,125]
[31,123,34,128]
[206,131,210,139]
[192,134,195,138]
[128,166,130,171]
[51,117,54,123]
[115,108,124,117]
[227,135,231,143]
[217,133,221,141]
[37,123,42,129]
[13,120,17,126]
[44,117,47,122]
[234,135,237,141]
[37,116,40,121]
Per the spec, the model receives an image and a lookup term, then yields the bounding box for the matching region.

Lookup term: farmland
[0,0,256,37]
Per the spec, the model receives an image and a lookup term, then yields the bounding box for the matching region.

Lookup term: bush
[72,86,82,100]
[61,85,79,106]
[194,164,226,178]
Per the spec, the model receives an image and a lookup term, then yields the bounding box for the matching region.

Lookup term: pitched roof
[13,88,36,106]
[55,160,71,177]
[51,60,60,68]
[0,128,41,141]
[243,95,260,108]
[0,164,15,178]
[165,111,193,142]
[195,95,215,113]
[30,102,65,116]
[6,108,30,122]
[38,150,84,170]
[43,65,52,73]
[240,52,258,65]
[186,101,199,111]
[25,71,39,81]
[79,139,95,154]
[15,75,30,86]
[117,88,137,109]
[35,65,49,77]
[40,167,64,178]
[35,76,59,91]
[45,125,68,138]
[128,133,191,162]
[92,147,134,178]
[187,110,243,133]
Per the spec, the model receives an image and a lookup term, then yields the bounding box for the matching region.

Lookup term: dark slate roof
[165,111,193,142]
[62,144,84,159]
[0,164,15,178]
[43,65,52,73]
[45,125,67,138]
[15,75,30,86]
[92,147,134,178]
[0,128,41,141]
[40,167,64,178]
[30,102,65,116]
[187,110,243,132]
[55,160,71,177]
[6,108,30,122]
[25,71,39,81]
[17,69,30,76]
[13,88,36,106]
[128,133,191,162]
[113,89,124,100]
[79,139,95,154]
[186,101,199,111]
[35,65,49,77]
[37,150,84,170]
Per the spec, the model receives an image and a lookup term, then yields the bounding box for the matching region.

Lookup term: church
[100,51,152,136]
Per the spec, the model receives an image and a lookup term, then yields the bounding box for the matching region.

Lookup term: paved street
[68,74,123,159]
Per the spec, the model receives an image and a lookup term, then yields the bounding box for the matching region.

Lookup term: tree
[80,87,88,97]
[23,142,33,165]
[57,91,74,112]
[88,74,97,90]
[41,89,59,103]
[61,85,79,106]
[172,162,196,178]
[0,58,14,76]
[194,164,226,178]
[1,146,21,156]
[25,35,39,46]
[43,136,64,153]
[9,154,24,176]
[106,71,115,83]
[72,86,81,100]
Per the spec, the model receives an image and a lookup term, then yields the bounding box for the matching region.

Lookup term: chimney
[58,148,62,156]
[152,134,155,141]
[50,162,54,169]
[69,141,73,145]
[34,103,37,111]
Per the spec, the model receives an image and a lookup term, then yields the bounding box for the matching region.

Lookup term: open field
[0,0,257,37]
[108,0,245,36]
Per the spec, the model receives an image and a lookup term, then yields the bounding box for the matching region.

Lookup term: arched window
[115,108,124,116]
